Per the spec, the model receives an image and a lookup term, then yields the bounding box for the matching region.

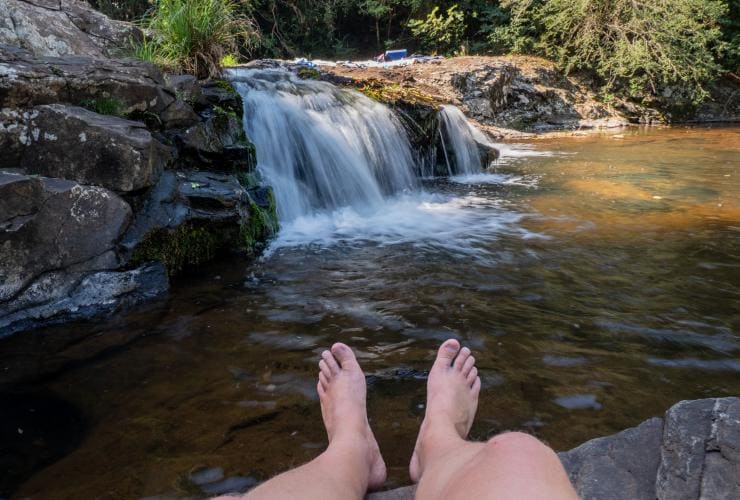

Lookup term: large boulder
[365,397,740,500]
[0,0,141,58]
[656,398,740,500]
[560,417,663,499]
[0,45,176,116]
[121,170,277,274]
[0,171,163,334]
[0,104,173,192]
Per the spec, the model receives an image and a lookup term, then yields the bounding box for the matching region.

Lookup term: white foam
[265,190,540,260]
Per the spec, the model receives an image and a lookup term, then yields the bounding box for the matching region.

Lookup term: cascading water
[227,68,541,255]
[228,68,418,222]
[438,105,492,175]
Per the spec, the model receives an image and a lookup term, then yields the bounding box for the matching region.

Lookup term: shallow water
[1,126,739,498]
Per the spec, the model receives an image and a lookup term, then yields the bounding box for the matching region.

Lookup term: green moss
[297,67,322,80]
[353,80,437,107]
[213,104,238,119]
[237,169,261,188]
[214,79,238,95]
[130,223,237,275]
[240,191,279,253]
[79,97,126,117]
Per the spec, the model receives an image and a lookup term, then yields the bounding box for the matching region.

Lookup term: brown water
[1,126,739,499]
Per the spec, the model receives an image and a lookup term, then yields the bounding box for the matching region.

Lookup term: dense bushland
[106,0,738,105]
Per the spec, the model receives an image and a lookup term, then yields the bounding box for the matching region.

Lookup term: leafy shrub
[221,53,239,66]
[134,0,259,79]
[408,5,466,55]
[497,0,728,104]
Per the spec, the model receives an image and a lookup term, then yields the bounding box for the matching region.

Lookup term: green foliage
[408,5,466,55]
[79,97,126,117]
[221,53,240,66]
[297,67,322,79]
[133,0,260,79]
[90,0,151,21]
[719,0,740,74]
[498,0,728,104]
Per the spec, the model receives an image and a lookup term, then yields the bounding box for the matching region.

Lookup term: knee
[484,432,556,459]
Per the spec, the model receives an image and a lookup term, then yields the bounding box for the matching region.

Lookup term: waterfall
[228,68,418,222]
[439,105,492,175]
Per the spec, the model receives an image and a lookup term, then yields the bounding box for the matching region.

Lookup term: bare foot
[409,339,481,483]
[317,343,387,491]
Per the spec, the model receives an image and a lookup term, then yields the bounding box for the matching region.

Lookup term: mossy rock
[241,188,279,253]
[130,223,240,275]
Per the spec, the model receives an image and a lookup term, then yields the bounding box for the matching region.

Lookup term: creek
[0,76,738,497]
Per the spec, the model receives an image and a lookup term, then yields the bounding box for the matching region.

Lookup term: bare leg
[411,339,578,500]
[223,343,386,500]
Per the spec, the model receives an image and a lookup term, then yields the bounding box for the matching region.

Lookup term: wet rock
[559,417,663,500]
[121,170,250,253]
[0,262,168,336]
[174,109,253,172]
[656,397,740,499]
[199,476,258,496]
[121,170,276,275]
[554,394,603,410]
[189,467,224,485]
[0,0,141,58]
[201,81,243,113]
[0,105,173,192]
[0,45,175,116]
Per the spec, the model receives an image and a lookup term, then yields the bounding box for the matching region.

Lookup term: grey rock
[159,99,200,129]
[199,476,257,495]
[189,466,224,485]
[656,397,740,500]
[0,45,175,116]
[201,81,242,112]
[0,0,141,58]
[121,170,250,255]
[366,486,416,500]
[559,417,663,500]
[367,397,740,500]
[0,262,168,336]
[0,171,131,305]
[174,110,253,171]
[164,74,206,108]
[448,61,625,131]
[0,104,173,192]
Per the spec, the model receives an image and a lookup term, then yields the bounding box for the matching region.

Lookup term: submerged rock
[0,105,173,192]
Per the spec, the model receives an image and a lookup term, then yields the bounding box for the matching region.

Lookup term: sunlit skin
[230,341,578,499]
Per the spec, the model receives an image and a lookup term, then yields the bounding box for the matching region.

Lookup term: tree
[497,0,728,103]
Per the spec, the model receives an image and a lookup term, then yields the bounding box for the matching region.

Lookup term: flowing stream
[0,76,738,498]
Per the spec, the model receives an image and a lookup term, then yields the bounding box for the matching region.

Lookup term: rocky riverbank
[370,397,740,500]
[290,56,739,138]
[0,0,276,336]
